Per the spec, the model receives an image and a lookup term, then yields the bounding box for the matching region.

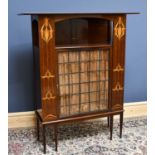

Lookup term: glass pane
[59,49,109,117]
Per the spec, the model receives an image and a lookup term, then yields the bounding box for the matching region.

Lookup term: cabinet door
[111,15,126,110]
[38,16,59,121]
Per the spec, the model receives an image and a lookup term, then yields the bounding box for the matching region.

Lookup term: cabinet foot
[36,118,40,141]
[43,125,46,154]
[110,115,113,140]
[107,116,110,127]
[54,124,58,152]
[120,112,123,138]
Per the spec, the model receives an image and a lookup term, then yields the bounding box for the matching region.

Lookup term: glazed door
[57,48,110,117]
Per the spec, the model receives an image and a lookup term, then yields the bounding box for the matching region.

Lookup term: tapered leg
[110,115,113,140]
[42,125,46,154]
[107,116,110,127]
[36,118,40,141]
[120,112,123,138]
[54,124,58,152]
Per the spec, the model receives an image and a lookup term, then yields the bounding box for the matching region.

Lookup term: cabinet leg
[36,118,40,141]
[43,125,46,154]
[110,115,113,140]
[107,116,110,127]
[54,124,58,152]
[120,112,123,138]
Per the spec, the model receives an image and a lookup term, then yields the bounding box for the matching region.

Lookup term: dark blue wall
[8,0,147,112]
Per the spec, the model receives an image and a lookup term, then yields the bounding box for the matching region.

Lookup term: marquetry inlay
[41,18,53,43]
[44,114,57,120]
[114,17,125,40]
[41,70,55,79]
[42,90,56,100]
[113,64,124,72]
[112,82,123,91]
[112,104,123,109]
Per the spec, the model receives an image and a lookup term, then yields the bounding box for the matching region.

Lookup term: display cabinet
[20,12,139,153]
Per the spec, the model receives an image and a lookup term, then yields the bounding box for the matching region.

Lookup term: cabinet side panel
[38,16,59,121]
[111,15,126,110]
[31,16,41,111]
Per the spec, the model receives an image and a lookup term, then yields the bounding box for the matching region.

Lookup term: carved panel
[40,18,53,43]
[114,17,126,40]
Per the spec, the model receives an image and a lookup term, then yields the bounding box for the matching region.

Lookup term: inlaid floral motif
[112,82,123,91]
[42,89,56,101]
[113,64,124,72]
[114,17,126,40]
[41,18,53,43]
[41,70,55,79]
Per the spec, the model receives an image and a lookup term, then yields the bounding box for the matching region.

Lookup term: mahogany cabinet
[20,12,139,153]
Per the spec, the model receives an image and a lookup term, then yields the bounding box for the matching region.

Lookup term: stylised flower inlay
[112,82,123,91]
[113,64,124,72]
[114,17,126,40]
[112,104,123,109]
[44,114,57,120]
[41,18,53,43]
[41,70,55,79]
[42,89,56,100]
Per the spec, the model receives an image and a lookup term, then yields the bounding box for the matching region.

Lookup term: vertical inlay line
[64,53,67,116]
[98,49,101,110]
[104,50,107,109]
[88,49,91,112]
[106,49,113,109]
[68,50,71,116]
[107,49,110,109]
[78,49,81,113]
[58,53,61,117]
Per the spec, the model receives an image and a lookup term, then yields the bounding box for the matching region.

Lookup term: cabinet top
[18,12,140,15]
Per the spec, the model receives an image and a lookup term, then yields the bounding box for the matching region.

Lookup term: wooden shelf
[56,44,112,50]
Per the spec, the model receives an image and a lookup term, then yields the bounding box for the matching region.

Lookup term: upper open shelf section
[20,12,140,49]
[55,18,113,48]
